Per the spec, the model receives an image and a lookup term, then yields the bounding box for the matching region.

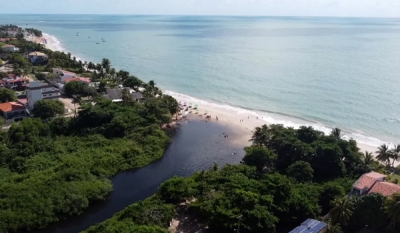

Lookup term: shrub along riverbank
[0,96,177,233]
[83,125,400,233]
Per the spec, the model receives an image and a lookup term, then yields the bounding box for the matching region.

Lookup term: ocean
[1,14,400,147]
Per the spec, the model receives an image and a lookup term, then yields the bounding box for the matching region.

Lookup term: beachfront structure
[0,101,27,120]
[27,81,61,111]
[351,171,400,196]
[1,44,19,52]
[28,51,48,64]
[289,219,327,233]
[104,88,144,103]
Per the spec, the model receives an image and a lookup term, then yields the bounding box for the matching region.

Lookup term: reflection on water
[35,119,245,233]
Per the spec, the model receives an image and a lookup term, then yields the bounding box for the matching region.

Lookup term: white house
[53,68,77,82]
[28,51,48,63]
[27,81,61,111]
[1,44,19,52]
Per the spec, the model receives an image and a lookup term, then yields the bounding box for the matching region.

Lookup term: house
[351,172,386,196]
[27,81,61,111]
[0,102,27,119]
[368,181,400,196]
[1,44,19,52]
[52,68,77,82]
[351,171,400,197]
[28,51,48,64]
[63,77,91,84]
[289,219,327,233]
[1,74,29,89]
[104,88,144,103]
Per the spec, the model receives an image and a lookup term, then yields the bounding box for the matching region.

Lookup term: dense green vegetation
[25,28,43,37]
[0,87,17,103]
[85,125,391,233]
[32,99,65,120]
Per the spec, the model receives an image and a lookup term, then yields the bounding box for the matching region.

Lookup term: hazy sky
[1,0,399,17]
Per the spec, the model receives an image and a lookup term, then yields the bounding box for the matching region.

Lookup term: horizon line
[0,13,399,19]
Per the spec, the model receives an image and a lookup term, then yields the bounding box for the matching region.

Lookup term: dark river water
[34,119,245,233]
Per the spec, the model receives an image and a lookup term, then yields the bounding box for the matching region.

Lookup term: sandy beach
[25,34,57,51]
[174,95,379,158]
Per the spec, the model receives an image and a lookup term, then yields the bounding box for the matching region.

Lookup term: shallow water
[1,15,399,146]
[33,120,244,233]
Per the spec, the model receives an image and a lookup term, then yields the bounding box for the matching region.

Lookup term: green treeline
[0,95,177,232]
[85,125,392,233]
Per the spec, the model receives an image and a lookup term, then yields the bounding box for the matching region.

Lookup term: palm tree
[121,88,131,104]
[385,194,400,229]
[101,58,111,73]
[329,197,354,227]
[330,128,343,139]
[376,144,391,166]
[390,144,400,167]
[249,124,270,146]
[361,151,375,171]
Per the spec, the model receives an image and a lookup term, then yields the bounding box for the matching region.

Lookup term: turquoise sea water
[1,14,400,146]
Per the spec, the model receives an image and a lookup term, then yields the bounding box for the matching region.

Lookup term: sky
[0,0,400,17]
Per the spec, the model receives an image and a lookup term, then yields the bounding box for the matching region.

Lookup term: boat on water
[96,42,100,44]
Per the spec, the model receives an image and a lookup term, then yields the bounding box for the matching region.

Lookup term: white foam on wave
[164,90,391,148]
[43,33,84,62]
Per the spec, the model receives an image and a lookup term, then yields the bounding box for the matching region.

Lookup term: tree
[329,197,354,227]
[249,124,270,146]
[286,161,313,183]
[0,87,16,103]
[123,76,142,91]
[242,146,276,172]
[32,99,64,120]
[330,128,343,139]
[376,144,391,166]
[101,58,111,73]
[121,88,131,104]
[384,193,400,229]
[361,151,375,169]
[390,145,400,167]
[319,181,346,214]
[161,95,179,115]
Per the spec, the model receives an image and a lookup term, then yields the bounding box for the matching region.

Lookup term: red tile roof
[353,172,386,190]
[64,77,90,83]
[368,181,400,196]
[0,102,26,113]
[17,99,28,105]
[2,44,15,48]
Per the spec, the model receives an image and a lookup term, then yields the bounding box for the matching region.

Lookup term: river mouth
[33,118,245,233]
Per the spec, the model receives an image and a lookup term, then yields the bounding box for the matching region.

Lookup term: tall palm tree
[329,197,354,227]
[249,124,270,146]
[362,151,375,167]
[101,58,111,73]
[376,144,391,166]
[390,144,400,167]
[330,128,343,139]
[385,194,400,229]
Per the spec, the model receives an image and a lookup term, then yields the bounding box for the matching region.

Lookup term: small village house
[1,74,29,89]
[52,68,77,82]
[1,44,19,52]
[28,51,48,64]
[27,81,61,111]
[289,219,327,233]
[104,87,144,103]
[351,171,400,197]
[0,101,27,119]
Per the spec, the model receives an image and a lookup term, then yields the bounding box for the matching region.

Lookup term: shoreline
[27,32,390,163]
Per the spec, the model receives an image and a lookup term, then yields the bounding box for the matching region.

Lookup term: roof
[17,98,28,105]
[0,102,26,113]
[289,219,327,233]
[368,181,400,196]
[2,44,15,48]
[28,51,47,56]
[64,77,90,83]
[6,74,17,79]
[105,88,143,101]
[353,172,386,190]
